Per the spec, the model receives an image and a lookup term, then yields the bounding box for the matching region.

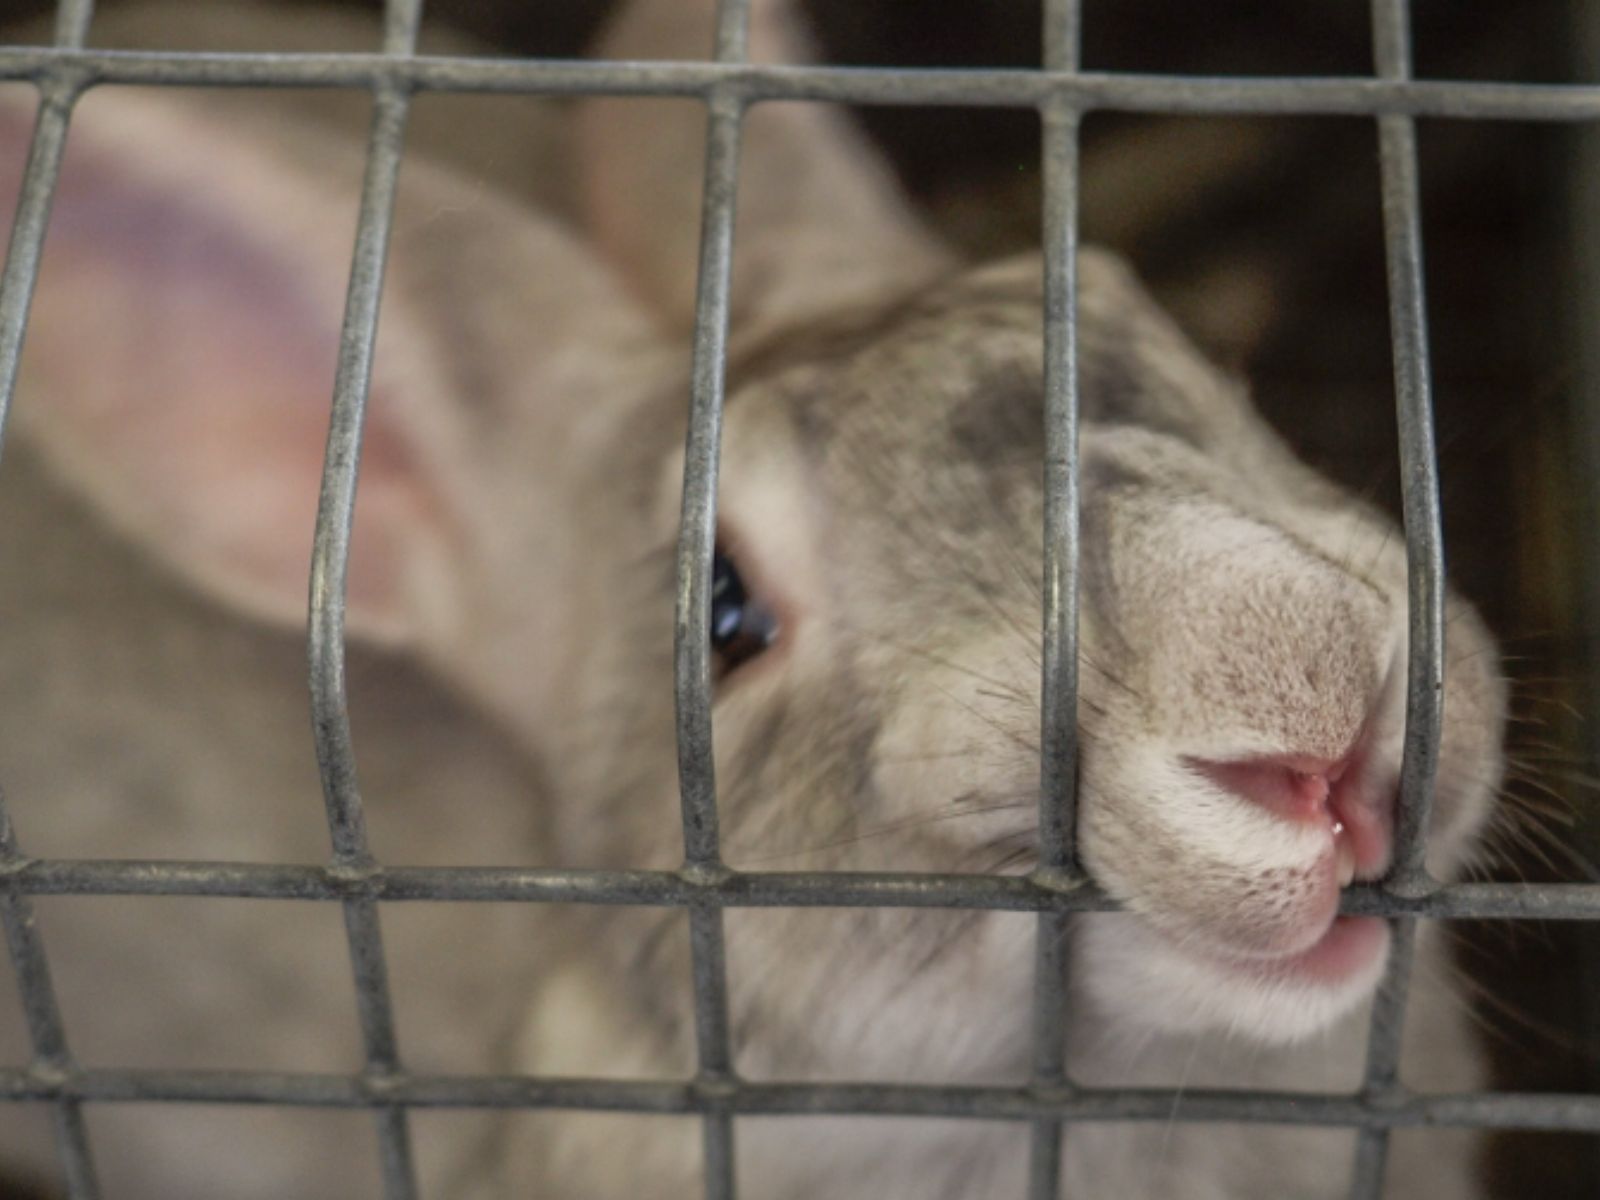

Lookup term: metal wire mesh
[1,0,1599,1197]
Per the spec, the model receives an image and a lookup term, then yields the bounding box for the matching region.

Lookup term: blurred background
[6,0,1598,1194]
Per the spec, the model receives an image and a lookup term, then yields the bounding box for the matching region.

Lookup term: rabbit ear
[577,0,954,340]
[0,85,464,645]
[3,74,677,674]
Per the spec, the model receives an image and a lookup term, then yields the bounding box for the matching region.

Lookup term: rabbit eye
[710,547,778,677]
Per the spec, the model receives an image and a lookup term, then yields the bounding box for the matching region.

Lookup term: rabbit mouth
[1210,915,1391,987]
[1150,877,1391,989]
[1139,900,1390,998]
[1187,744,1398,886]
[1209,809,1395,979]
[1134,767,1399,985]
[1077,905,1393,1044]
[1174,804,1396,987]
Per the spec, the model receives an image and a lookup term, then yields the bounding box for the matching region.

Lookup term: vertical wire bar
[1029,4,1083,1197]
[679,96,742,1195]
[1,793,98,1200]
[1566,12,1600,1188]
[0,21,88,442]
[1352,1,1442,1196]
[0,7,98,1190]
[711,0,752,64]
[380,0,423,55]
[1034,0,1084,897]
[1350,916,1417,1195]
[306,2,422,1196]
[674,5,752,1196]
[1372,0,1443,896]
[52,0,96,56]
[1041,0,1082,86]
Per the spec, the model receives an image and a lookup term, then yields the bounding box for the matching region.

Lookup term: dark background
[5,1,1598,1195]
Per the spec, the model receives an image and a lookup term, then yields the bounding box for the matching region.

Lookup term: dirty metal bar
[9,858,1600,918]
[4,52,1600,122]
[3,1065,1600,1134]
[0,3,98,1190]
[1029,2,1085,1196]
[1352,1,1439,1195]
[673,4,755,1195]
[303,0,424,1194]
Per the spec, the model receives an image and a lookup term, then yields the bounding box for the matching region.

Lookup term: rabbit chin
[1076,912,1390,1045]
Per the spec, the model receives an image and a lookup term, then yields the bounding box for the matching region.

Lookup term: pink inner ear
[0,92,421,634]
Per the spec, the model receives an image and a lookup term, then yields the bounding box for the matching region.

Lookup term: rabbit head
[569,0,1506,1057]
[550,243,1506,1067]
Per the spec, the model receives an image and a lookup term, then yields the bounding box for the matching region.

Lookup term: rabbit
[0,0,1506,1197]
[0,7,584,1198]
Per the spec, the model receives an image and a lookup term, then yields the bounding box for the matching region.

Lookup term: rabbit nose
[1192,754,1349,823]
[1189,747,1395,881]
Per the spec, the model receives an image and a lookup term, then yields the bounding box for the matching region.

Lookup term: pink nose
[1192,754,1351,824]
[1188,747,1397,879]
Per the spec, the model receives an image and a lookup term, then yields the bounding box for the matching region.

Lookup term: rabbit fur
[0,0,1504,1196]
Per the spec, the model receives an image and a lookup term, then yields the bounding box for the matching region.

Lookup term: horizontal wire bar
[1,1068,1599,1132]
[0,51,1599,121]
[9,858,1600,918]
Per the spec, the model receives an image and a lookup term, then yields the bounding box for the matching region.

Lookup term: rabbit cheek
[1427,602,1508,870]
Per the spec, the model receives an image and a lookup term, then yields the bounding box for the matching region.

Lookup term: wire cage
[1,0,1598,1197]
